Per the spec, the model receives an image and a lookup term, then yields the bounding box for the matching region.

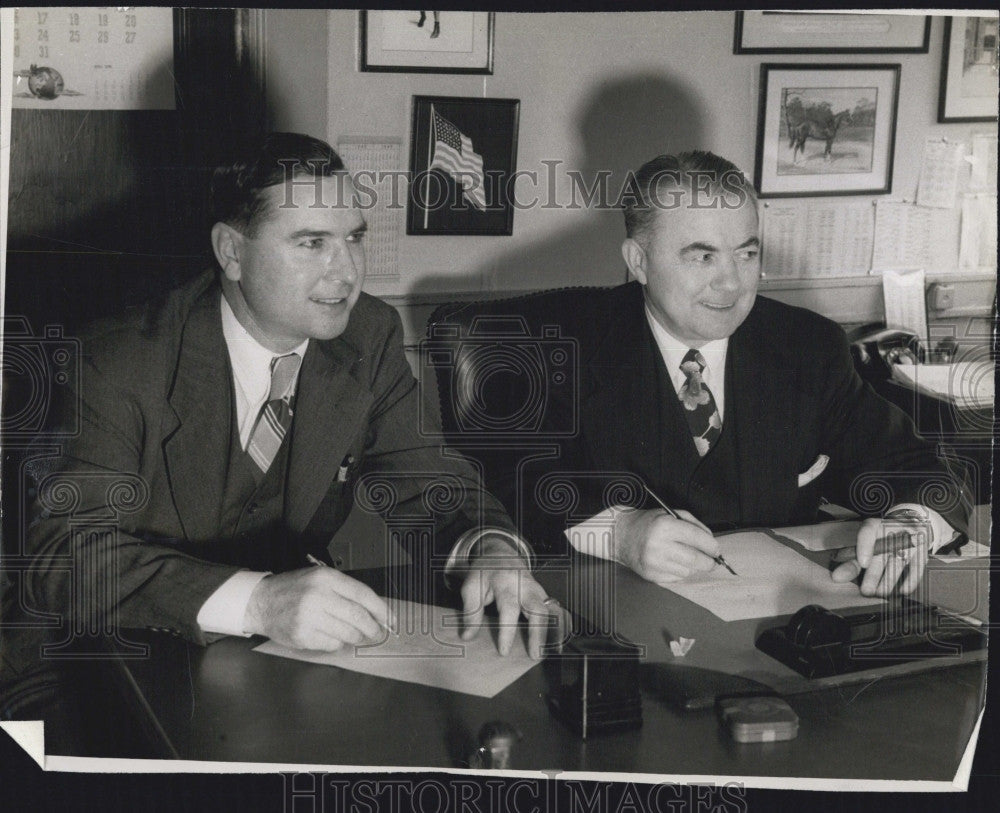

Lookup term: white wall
[267,10,995,324]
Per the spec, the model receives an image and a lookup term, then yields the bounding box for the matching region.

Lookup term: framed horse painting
[755,64,900,198]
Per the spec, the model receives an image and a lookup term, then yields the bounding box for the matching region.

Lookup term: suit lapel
[163,284,232,541]
[580,285,693,490]
[285,338,371,534]
[728,302,799,524]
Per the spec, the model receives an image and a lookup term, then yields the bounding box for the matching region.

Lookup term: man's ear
[621,238,648,286]
[211,222,243,282]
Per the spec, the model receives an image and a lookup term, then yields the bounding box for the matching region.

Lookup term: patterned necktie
[247,353,301,474]
[678,349,722,457]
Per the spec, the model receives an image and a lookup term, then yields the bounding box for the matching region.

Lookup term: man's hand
[831,516,931,596]
[614,508,719,586]
[243,567,397,651]
[458,535,557,659]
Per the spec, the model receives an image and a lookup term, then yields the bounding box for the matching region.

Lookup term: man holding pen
[476,152,969,597]
[15,133,552,659]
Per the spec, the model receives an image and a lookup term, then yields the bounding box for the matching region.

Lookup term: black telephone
[755,602,987,679]
[848,325,922,383]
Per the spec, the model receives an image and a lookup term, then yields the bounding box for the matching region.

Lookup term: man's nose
[323,241,359,284]
[710,255,740,291]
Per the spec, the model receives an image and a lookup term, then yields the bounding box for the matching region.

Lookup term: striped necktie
[247,353,301,474]
[678,349,722,457]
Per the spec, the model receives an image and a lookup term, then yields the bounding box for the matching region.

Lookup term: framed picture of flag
[407,96,520,235]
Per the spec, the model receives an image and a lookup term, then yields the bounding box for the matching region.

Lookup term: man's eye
[301,238,324,249]
[738,249,759,262]
[347,231,366,244]
[692,253,713,263]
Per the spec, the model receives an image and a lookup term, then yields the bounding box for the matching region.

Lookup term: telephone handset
[848,325,922,382]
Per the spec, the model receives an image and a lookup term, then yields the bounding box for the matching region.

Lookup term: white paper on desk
[253,601,538,698]
[916,139,964,209]
[881,268,928,343]
[664,531,882,622]
[775,521,862,552]
[891,362,995,409]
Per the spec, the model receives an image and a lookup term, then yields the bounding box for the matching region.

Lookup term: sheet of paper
[12,7,174,109]
[916,139,965,209]
[958,193,998,271]
[882,268,928,342]
[933,540,991,563]
[775,521,862,552]
[872,201,960,273]
[253,600,538,698]
[761,201,873,277]
[337,138,403,296]
[891,362,995,409]
[663,531,882,622]
[969,134,998,193]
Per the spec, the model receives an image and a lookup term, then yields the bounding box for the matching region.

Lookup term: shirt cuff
[564,506,628,561]
[886,503,957,553]
[196,570,271,637]
[443,527,534,578]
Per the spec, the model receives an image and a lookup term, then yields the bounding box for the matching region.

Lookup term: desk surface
[67,547,988,780]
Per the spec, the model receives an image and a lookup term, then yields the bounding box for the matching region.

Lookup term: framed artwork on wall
[754,64,900,198]
[734,11,930,54]
[407,96,520,236]
[938,16,999,123]
[360,11,494,74]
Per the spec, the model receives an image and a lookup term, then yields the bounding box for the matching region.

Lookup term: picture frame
[734,11,930,54]
[938,16,999,123]
[754,64,900,198]
[360,11,494,74]
[407,96,520,236]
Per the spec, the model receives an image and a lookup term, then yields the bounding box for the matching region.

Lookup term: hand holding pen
[640,484,737,576]
[610,482,735,586]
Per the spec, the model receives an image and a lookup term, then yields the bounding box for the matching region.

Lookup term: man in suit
[15,132,551,657]
[440,152,969,598]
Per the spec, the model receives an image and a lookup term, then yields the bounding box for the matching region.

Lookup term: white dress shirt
[644,305,729,420]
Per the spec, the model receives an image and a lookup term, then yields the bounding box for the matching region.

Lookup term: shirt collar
[643,305,728,386]
[220,294,309,404]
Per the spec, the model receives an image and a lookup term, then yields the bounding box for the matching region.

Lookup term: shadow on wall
[409,73,706,299]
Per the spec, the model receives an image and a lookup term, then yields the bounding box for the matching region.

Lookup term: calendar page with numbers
[12,7,174,109]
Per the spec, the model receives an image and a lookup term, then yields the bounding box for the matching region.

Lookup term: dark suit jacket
[431,282,970,551]
[23,271,515,644]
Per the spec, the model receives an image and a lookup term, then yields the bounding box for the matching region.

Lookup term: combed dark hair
[210,132,345,234]
[622,151,757,246]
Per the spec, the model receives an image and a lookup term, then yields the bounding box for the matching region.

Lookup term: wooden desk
[59,549,987,780]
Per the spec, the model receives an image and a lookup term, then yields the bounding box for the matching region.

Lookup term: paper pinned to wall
[760,201,873,277]
[882,268,928,342]
[12,7,174,110]
[958,193,998,271]
[338,137,403,297]
[253,600,539,698]
[872,200,960,273]
[917,139,965,209]
[663,531,882,622]
[968,134,998,193]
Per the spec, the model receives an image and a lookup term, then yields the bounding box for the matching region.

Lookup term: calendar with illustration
[12,7,174,109]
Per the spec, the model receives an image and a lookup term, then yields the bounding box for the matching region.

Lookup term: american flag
[429,109,487,211]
